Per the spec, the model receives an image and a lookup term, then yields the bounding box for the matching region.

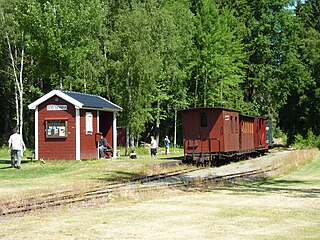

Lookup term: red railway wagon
[181,107,268,166]
[254,116,267,151]
[181,107,240,166]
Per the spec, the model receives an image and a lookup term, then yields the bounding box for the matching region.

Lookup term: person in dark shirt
[99,135,108,159]
[164,136,170,155]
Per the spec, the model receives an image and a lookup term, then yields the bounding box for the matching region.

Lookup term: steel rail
[0,168,199,216]
[0,167,275,216]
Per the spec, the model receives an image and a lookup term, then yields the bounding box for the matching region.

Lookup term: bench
[104,143,113,158]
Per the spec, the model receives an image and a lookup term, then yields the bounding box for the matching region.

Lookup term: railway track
[0,167,199,216]
[0,167,273,216]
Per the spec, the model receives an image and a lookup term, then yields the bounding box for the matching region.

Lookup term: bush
[316,136,320,149]
[293,130,319,149]
[273,127,287,146]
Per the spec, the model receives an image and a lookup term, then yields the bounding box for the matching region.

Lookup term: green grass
[0,146,185,201]
[0,146,34,160]
[248,151,320,193]
[0,152,319,240]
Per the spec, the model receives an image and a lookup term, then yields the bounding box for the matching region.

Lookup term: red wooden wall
[239,115,255,151]
[80,109,98,159]
[221,110,239,152]
[38,96,76,160]
[182,108,240,154]
[254,117,267,149]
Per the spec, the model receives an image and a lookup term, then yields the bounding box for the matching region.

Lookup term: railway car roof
[180,107,267,119]
[180,107,240,112]
[240,113,267,119]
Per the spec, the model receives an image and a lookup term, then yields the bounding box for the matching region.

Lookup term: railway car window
[200,112,207,128]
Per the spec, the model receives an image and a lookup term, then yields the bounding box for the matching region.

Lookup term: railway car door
[199,110,221,153]
[199,112,210,153]
[223,111,239,152]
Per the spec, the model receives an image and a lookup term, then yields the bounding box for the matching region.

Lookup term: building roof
[28,90,122,112]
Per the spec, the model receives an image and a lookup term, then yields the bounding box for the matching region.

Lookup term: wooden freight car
[181,107,268,166]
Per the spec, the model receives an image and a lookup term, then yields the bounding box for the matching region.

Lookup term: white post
[112,112,117,158]
[97,110,100,158]
[34,107,39,160]
[76,108,80,160]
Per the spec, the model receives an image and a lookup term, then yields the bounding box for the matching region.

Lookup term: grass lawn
[0,147,185,202]
[0,150,319,240]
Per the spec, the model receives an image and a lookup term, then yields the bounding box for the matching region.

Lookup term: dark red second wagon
[254,116,267,151]
[28,90,122,160]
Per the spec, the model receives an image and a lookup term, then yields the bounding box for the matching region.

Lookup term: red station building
[28,90,122,160]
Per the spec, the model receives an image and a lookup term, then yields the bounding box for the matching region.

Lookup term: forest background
[0,0,319,150]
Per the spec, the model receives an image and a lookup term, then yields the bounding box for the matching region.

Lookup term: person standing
[8,127,26,169]
[164,136,170,155]
[150,136,157,157]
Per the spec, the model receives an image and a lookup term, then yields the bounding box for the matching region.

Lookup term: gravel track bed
[142,150,292,187]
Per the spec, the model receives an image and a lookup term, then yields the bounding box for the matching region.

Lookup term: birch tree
[1,7,25,136]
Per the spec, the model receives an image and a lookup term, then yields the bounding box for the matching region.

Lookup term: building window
[86,112,93,135]
[200,112,207,128]
[46,120,67,138]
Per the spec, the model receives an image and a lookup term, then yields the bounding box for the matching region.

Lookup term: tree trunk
[5,28,25,136]
[174,109,177,149]
[19,32,24,136]
[125,128,129,156]
[15,85,19,128]
[156,100,160,148]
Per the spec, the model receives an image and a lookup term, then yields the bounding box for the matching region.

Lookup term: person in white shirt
[8,127,26,169]
[150,136,157,157]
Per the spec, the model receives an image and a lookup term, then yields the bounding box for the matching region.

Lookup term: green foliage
[293,129,320,149]
[279,0,320,142]
[15,0,108,92]
[107,0,194,140]
[273,127,288,145]
[117,146,150,156]
[190,0,246,109]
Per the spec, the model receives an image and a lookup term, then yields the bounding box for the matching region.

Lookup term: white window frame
[85,112,93,135]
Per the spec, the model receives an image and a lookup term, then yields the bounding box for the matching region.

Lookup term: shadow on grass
[163,156,183,161]
[0,159,31,170]
[96,170,143,182]
[0,159,11,169]
[180,178,320,198]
